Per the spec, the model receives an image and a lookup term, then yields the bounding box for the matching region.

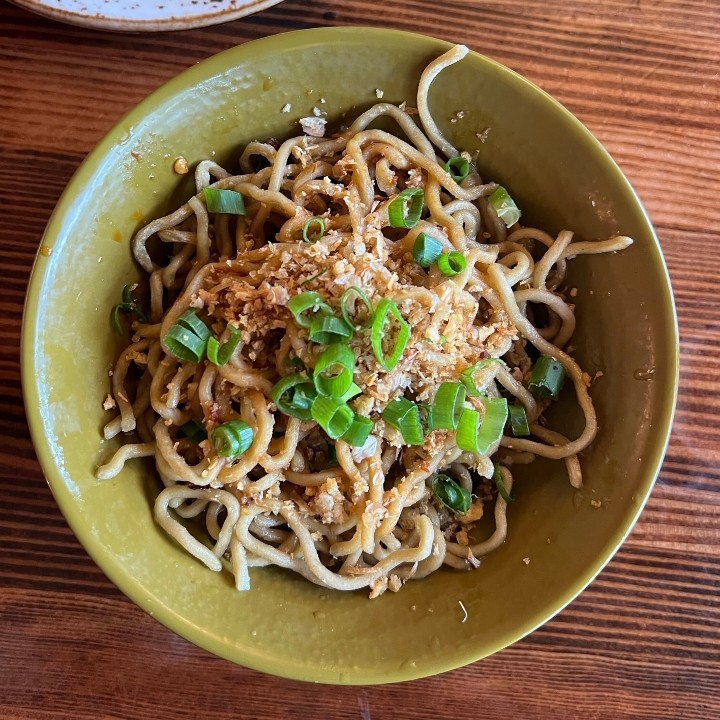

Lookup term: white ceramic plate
[9,0,284,32]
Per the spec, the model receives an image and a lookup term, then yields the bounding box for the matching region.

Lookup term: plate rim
[8,0,284,32]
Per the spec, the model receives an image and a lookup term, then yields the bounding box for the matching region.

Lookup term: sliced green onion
[270,373,317,420]
[110,304,126,335]
[301,268,329,286]
[476,397,508,454]
[413,233,443,268]
[429,382,467,431]
[340,287,374,331]
[211,419,254,458]
[288,292,332,329]
[528,355,566,400]
[430,473,472,514]
[327,444,338,465]
[163,309,212,362]
[493,463,514,502]
[341,414,374,447]
[291,383,317,415]
[311,396,354,440]
[455,399,509,455]
[176,309,211,342]
[308,314,353,345]
[460,359,503,397]
[443,156,470,183]
[121,284,134,306]
[206,340,221,365]
[456,408,482,453]
[339,382,362,403]
[489,186,521,227]
[371,298,411,371]
[121,284,146,320]
[382,397,424,445]
[388,188,424,229]
[163,324,208,363]
[508,403,530,437]
[302,217,326,243]
[285,355,306,370]
[203,187,246,215]
[206,325,241,366]
[111,284,146,334]
[180,418,206,443]
[313,345,355,398]
[437,251,467,276]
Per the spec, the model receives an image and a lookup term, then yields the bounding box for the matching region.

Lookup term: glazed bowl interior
[22,27,677,684]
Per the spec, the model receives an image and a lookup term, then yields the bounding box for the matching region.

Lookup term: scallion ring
[371,298,411,371]
[443,156,470,183]
[340,287,374,331]
[493,464,514,503]
[206,325,241,366]
[429,382,467,431]
[121,284,134,307]
[288,292,332,329]
[111,283,146,334]
[179,419,207,443]
[460,359,504,397]
[455,408,482,453]
[476,397,508,454]
[488,186,521,227]
[528,355,566,400]
[508,403,531,437]
[308,314,353,345]
[313,345,355,398]
[311,396,354,440]
[163,327,207,363]
[302,217,326,243]
[202,187,246,215]
[270,373,317,420]
[176,309,211,342]
[430,473,472,514]
[339,382,362,403]
[110,304,126,335]
[211,419,254,458]
[341,414,374,447]
[437,251,467,276]
[388,188,424,229]
[382,397,424,445]
[413,233,443,268]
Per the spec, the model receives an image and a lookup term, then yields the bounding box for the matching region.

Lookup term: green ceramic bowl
[22,27,678,684]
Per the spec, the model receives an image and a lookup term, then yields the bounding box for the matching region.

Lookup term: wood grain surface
[1,1,718,718]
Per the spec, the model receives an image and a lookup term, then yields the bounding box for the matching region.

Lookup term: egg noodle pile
[98,45,631,598]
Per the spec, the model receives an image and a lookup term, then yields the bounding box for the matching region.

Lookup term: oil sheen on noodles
[98,45,632,598]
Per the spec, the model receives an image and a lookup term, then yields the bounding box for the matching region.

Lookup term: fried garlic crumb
[369,576,388,599]
[173,156,189,175]
[299,116,327,138]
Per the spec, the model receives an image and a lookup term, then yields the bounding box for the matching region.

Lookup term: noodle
[98,46,632,598]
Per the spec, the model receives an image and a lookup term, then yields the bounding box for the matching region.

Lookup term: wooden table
[2,1,718,717]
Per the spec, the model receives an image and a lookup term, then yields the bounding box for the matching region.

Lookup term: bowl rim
[21,26,679,684]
